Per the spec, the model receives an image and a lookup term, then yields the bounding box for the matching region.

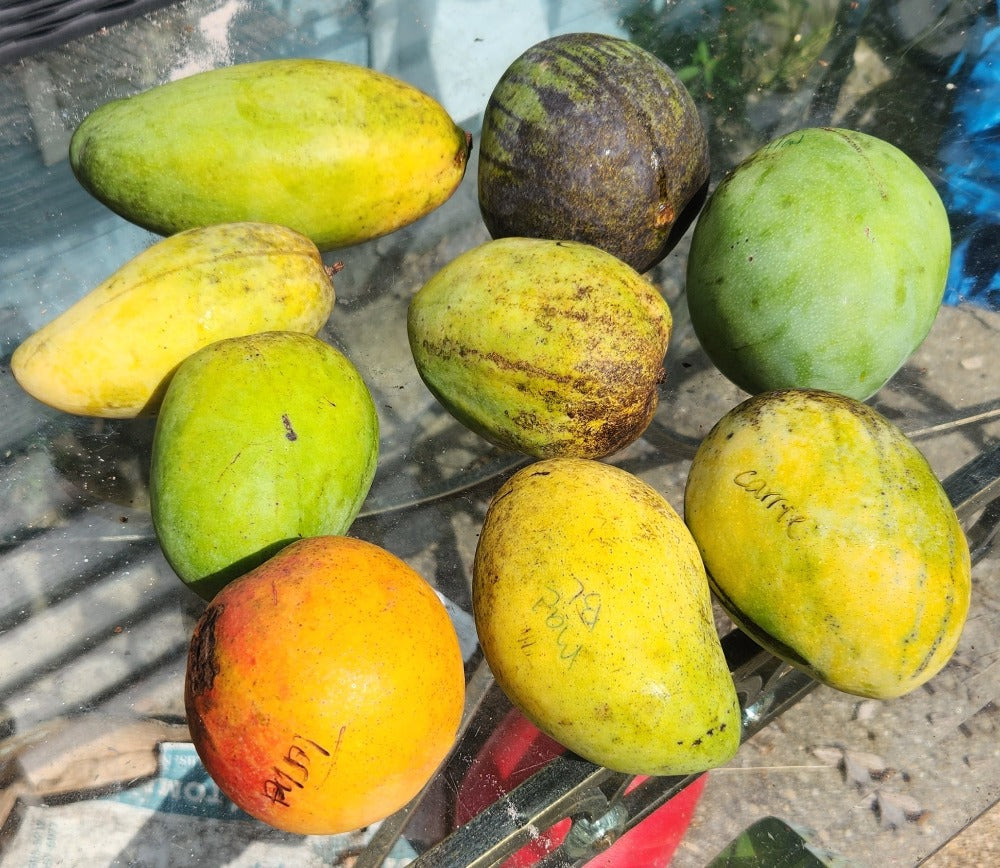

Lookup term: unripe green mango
[70,59,471,250]
[473,457,741,776]
[407,237,672,459]
[150,331,379,600]
[685,127,951,400]
[684,389,971,699]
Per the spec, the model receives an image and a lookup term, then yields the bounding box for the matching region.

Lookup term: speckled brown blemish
[457,131,473,166]
[188,604,223,697]
[419,334,663,458]
[730,388,874,436]
[421,337,575,386]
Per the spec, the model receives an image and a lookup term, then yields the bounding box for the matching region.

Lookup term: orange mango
[185,535,466,834]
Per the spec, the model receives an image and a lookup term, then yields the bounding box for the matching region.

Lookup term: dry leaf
[852,700,881,722]
[809,745,845,767]
[808,745,895,787]
[843,749,894,787]
[873,790,929,829]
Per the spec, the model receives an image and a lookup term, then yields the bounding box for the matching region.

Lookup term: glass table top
[1,1,998,865]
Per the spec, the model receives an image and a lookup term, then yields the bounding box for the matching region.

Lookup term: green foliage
[622,0,839,114]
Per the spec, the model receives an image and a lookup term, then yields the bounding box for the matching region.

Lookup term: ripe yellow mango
[473,458,741,776]
[684,389,971,699]
[69,59,472,249]
[11,223,335,418]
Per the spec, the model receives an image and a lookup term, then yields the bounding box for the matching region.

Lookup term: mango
[473,458,741,775]
[69,59,472,250]
[186,535,465,835]
[407,238,672,459]
[478,32,709,272]
[11,223,335,418]
[684,389,971,699]
[685,127,951,400]
[150,331,378,599]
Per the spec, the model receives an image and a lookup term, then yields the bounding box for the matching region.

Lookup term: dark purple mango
[477,32,709,273]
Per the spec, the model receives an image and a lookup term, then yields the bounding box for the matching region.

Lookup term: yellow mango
[11,222,335,418]
[684,389,971,699]
[69,59,472,249]
[408,238,672,459]
[473,458,741,775]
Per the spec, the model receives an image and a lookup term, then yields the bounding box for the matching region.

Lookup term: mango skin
[70,59,471,250]
[684,389,971,699]
[11,223,334,418]
[150,331,378,599]
[478,32,709,273]
[185,536,465,835]
[408,238,672,459]
[685,127,951,400]
[473,458,741,776]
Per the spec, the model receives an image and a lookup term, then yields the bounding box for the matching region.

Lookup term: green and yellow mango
[684,389,971,699]
[70,59,471,249]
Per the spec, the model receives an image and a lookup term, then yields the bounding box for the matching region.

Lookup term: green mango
[685,127,951,400]
[407,237,672,459]
[478,32,709,273]
[70,59,471,250]
[150,331,379,599]
[473,457,741,775]
[684,389,971,699]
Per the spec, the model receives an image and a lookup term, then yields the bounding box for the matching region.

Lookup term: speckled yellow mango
[684,389,971,699]
[70,59,471,250]
[11,223,334,418]
[408,238,672,459]
[473,458,741,775]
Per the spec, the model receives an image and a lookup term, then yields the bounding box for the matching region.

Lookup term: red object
[455,708,707,867]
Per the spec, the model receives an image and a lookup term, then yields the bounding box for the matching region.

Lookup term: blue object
[939,16,1000,309]
[944,223,1000,309]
